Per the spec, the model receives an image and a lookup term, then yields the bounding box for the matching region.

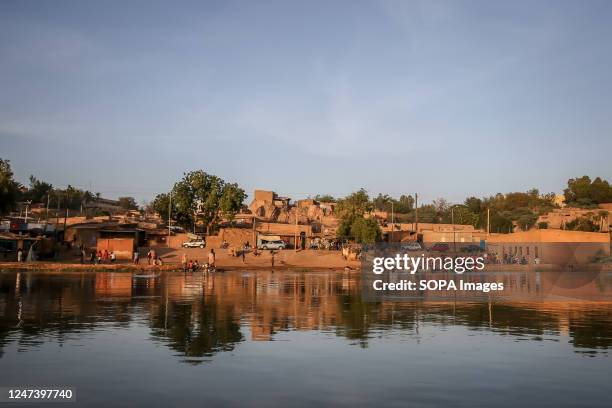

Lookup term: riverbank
[0,249,361,272]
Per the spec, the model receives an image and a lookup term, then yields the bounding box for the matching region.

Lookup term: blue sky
[1,0,611,204]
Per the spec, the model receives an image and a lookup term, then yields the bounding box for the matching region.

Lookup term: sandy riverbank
[0,249,361,272]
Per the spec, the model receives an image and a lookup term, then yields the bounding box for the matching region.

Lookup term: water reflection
[1,270,612,362]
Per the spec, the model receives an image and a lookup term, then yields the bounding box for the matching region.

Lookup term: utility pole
[451,206,456,252]
[24,200,31,222]
[487,208,490,236]
[294,207,298,252]
[168,192,172,247]
[391,200,394,243]
[414,193,419,238]
[56,192,61,227]
[252,216,257,248]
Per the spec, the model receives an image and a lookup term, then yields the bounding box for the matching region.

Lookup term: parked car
[182,239,205,248]
[258,239,286,250]
[401,242,422,251]
[461,244,482,253]
[428,243,450,252]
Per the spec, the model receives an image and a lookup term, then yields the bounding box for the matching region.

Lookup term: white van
[258,239,286,250]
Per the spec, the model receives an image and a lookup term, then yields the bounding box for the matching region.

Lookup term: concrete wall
[486,230,610,264]
[254,190,274,202]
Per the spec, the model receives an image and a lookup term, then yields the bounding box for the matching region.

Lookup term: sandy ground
[0,248,361,271]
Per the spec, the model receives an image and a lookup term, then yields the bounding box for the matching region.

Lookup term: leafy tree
[156,170,246,234]
[314,194,336,203]
[417,204,440,223]
[335,189,371,220]
[350,217,382,244]
[152,193,173,222]
[564,176,612,207]
[448,205,479,227]
[26,175,53,203]
[372,194,415,214]
[337,215,381,244]
[219,183,246,224]
[372,193,391,212]
[118,196,138,211]
[0,158,19,215]
[565,216,599,232]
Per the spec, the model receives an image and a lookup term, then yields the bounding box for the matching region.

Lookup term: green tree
[314,194,336,203]
[0,158,19,215]
[565,216,599,232]
[152,193,173,222]
[118,196,138,211]
[350,217,382,244]
[564,176,612,207]
[157,170,246,233]
[335,189,371,220]
[26,175,53,203]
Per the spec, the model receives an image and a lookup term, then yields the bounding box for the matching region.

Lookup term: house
[486,229,610,264]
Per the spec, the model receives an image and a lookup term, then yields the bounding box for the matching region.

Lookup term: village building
[486,229,610,264]
[537,205,610,231]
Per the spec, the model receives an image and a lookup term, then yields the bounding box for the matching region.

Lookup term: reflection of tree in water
[2,271,612,360]
[149,295,243,363]
[334,295,420,348]
[569,310,612,352]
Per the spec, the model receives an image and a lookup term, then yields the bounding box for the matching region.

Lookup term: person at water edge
[133,250,139,265]
[187,260,193,271]
[208,249,216,269]
[103,249,109,262]
[80,249,85,264]
[181,253,187,271]
[90,251,96,264]
[271,250,275,269]
[17,248,23,262]
[110,251,116,263]
[147,249,152,265]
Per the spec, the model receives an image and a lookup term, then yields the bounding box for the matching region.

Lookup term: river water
[1,270,611,407]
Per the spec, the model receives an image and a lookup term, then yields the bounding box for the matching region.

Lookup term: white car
[182,239,205,249]
[401,242,422,251]
[258,239,286,250]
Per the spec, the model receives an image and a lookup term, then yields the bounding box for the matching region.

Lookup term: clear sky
[1,0,611,205]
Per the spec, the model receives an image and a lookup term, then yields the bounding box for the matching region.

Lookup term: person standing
[207,249,216,269]
[181,253,188,271]
[147,249,152,265]
[133,250,140,265]
[17,248,23,263]
[110,251,116,263]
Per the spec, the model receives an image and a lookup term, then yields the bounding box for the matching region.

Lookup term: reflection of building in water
[195,271,358,341]
[2,270,612,359]
[95,273,132,299]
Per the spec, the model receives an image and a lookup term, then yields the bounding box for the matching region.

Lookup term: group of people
[87,249,116,264]
[132,248,164,265]
[487,253,540,265]
[227,241,261,263]
[181,249,216,272]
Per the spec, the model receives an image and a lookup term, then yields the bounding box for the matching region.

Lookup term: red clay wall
[96,238,134,260]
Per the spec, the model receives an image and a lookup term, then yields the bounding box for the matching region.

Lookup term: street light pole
[168,192,172,247]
